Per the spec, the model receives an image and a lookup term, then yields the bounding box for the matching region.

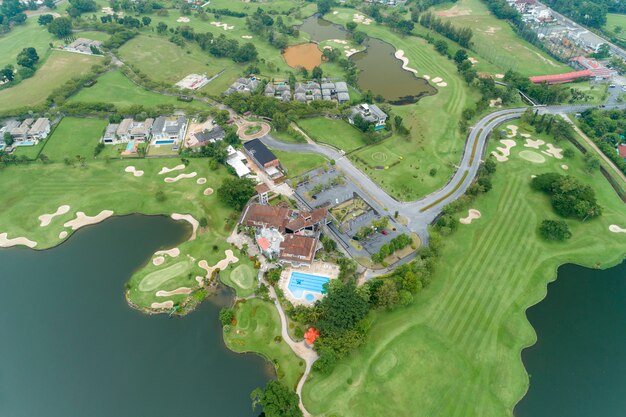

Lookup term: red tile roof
[255,183,270,194]
[618,145,626,159]
[279,234,318,264]
[529,70,592,84]
[257,237,271,251]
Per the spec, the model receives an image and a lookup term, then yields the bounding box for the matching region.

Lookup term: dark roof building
[243,139,278,168]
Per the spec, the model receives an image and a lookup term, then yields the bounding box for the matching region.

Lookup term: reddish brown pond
[282,43,323,70]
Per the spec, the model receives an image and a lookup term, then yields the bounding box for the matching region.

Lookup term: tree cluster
[371,233,413,264]
[251,380,302,417]
[539,219,572,241]
[504,70,570,105]
[217,177,256,210]
[0,0,27,34]
[418,12,473,48]
[531,173,602,220]
[578,108,626,175]
[541,0,611,28]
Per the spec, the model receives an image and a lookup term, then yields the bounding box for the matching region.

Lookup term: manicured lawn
[0,157,243,311]
[73,30,110,42]
[272,149,329,178]
[604,13,626,41]
[302,122,626,417]
[270,128,307,144]
[41,117,108,162]
[0,19,56,69]
[12,141,45,159]
[221,262,257,298]
[224,298,305,389]
[0,51,102,112]
[327,10,480,200]
[69,70,191,109]
[297,117,368,152]
[432,0,569,76]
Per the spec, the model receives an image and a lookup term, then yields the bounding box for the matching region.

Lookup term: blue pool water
[287,272,330,300]
[17,141,35,146]
[155,140,175,145]
[125,142,135,152]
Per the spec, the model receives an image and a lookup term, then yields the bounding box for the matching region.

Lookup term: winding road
[261,103,626,242]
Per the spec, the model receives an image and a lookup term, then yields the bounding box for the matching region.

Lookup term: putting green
[138,260,190,291]
[229,264,256,291]
[518,150,546,163]
[372,152,388,162]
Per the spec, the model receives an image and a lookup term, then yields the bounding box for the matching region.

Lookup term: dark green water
[515,260,626,417]
[299,15,347,42]
[0,215,270,417]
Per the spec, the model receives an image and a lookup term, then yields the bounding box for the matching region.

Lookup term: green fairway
[297,117,368,152]
[0,51,102,112]
[138,260,193,291]
[604,13,626,41]
[0,19,56,69]
[73,30,110,42]
[432,0,569,76]
[272,149,329,178]
[69,70,191,109]
[224,298,305,389]
[42,117,108,162]
[0,157,244,311]
[221,263,257,298]
[12,142,45,159]
[302,122,626,416]
[326,10,479,201]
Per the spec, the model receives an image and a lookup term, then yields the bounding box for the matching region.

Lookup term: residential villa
[151,116,188,145]
[65,38,103,55]
[267,79,350,103]
[348,103,388,130]
[226,145,252,178]
[102,116,187,145]
[9,117,50,144]
[187,125,225,149]
[102,123,119,144]
[243,138,285,180]
[224,76,261,95]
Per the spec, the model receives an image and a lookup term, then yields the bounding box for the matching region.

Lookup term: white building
[151,116,188,144]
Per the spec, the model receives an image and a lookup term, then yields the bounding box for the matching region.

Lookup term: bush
[539,219,572,241]
[219,308,235,326]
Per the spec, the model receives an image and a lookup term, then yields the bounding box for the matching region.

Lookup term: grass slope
[297,117,368,152]
[604,13,626,41]
[0,19,55,68]
[224,298,306,389]
[42,117,108,162]
[272,149,329,178]
[302,123,626,416]
[0,51,102,112]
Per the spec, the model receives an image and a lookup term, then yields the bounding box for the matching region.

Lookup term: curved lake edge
[511,253,626,413]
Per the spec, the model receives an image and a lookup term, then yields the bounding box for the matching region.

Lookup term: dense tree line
[223,91,338,121]
[418,12,473,48]
[541,0,614,28]
[531,173,602,220]
[217,177,256,210]
[503,70,570,105]
[245,7,298,50]
[0,0,26,34]
[66,0,97,18]
[578,108,626,175]
[519,108,577,142]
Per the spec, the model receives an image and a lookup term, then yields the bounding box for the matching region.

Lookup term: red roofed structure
[529,70,593,85]
[304,327,320,346]
[618,145,626,159]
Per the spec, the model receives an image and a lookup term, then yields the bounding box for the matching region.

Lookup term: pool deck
[279,262,339,306]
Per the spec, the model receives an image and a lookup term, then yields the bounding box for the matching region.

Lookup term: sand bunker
[203,188,214,196]
[489,98,502,108]
[437,82,448,87]
[242,35,253,39]
[198,250,239,278]
[156,287,192,297]
[196,177,207,185]
[158,164,185,175]
[39,205,71,227]
[176,17,190,23]
[491,139,516,162]
[561,164,569,171]
[64,210,114,231]
[609,225,626,234]
[460,209,481,225]
[155,248,180,257]
[543,144,563,159]
[495,74,505,79]
[431,77,443,83]
[519,150,546,163]
[524,138,545,149]
[353,14,372,25]
[483,26,500,34]
[468,57,479,65]
[506,125,518,138]
[153,256,165,266]
[394,50,418,75]
[171,213,199,241]
[125,166,144,177]
[345,48,360,57]
[59,231,68,239]
[151,301,174,309]
[330,39,348,45]
[0,233,37,248]
[423,75,430,80]
[211,21,234,30]
[521,133,531,138]
[164,172,197,183]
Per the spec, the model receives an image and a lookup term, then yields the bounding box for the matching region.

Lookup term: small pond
[299,14,347,42]
[282,42,324,70]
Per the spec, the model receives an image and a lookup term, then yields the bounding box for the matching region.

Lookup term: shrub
[539,219,572,241]
[219,308,235,326]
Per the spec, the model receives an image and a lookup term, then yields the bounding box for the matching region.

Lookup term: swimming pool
[287,271,330,301]
[16,141,35,146]
[155,140,175,145]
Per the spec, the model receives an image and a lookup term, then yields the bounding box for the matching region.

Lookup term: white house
[151,116,188,144]
[348,103,387,130]
[27,118,50,141]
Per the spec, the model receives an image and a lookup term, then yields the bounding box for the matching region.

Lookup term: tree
[218,308,235,326]
[37,14,54,26]
[4,132,14,146]
[233,42,258,63]
[584,154,600,173]
[16,47,39,68]
[156,22,168,34]
[346,21,357,32]
[316,0,334,15]
[251,380,302,417]
[141,16,151,26]
[48,17,73,38]
[311,66,323,80]
[454,49,468,64]
[217,177,256,210]
[539,219,572,241]
[272,112,289,131]
[0,65,14,82]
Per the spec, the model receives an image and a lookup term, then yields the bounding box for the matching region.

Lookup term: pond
[515,260,626,417]
[351,38,437,105]
[0,215,270,417]
[282,43,323,70]
[299,14,347,42]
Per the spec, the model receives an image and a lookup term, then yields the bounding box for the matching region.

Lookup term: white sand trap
[423,75,430,80]
[524,138,545,149]
[151,301,174,309]
[64,210,114,231]
[177,17,190,23]
[171,213,199,241]
[155,248,180,257]
[153,256,165,266]
[519,150,546,163]
[158,164,185,175]
[609,225,626,234]
[59,231,68,239]
[468,57,478,64]
[333,11,338,14]
[506,125,518,138]
[164,172,197,183]
[211,21,234,30]
[203,187,214,196]
[432,77,443,83]
[39,205,71,227]
[394,50,418,75]
[195,276,205,285]
[0,233,37,248]
[460,209,481,225]
[491,139,516,162]
[156,287,192,297]
[345,48,359,57]
[197,177,207,185]
[561,164,569,171]
[241,35,253,39]
[531,175,537,179]
[198,250,239,278]
[125,166,144,177]
[520,133,531,138]
[495,74,504,79]
[330,39,348,45]
[543,144,563,159]
[437,82,448,87]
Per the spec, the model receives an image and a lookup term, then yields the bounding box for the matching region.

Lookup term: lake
[299,15,347,42]
[515,260,626,417]
[0,215,270,417]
